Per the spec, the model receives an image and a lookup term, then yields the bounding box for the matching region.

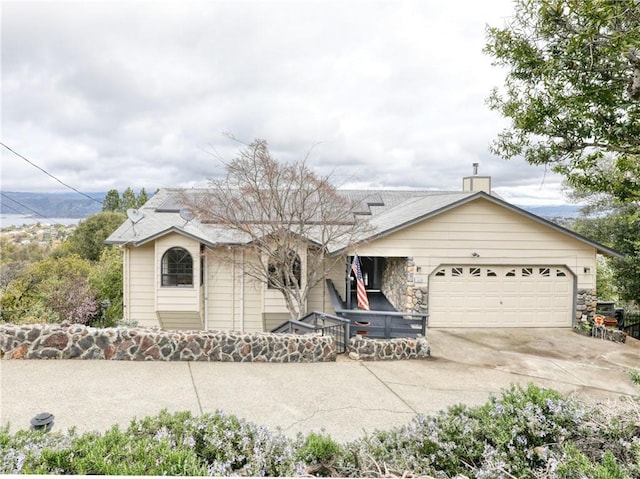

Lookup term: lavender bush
[2,384,639,477]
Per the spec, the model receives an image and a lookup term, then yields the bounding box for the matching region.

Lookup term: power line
[1,192,50,220]
[1,202,24,215]
[1,142,103,205]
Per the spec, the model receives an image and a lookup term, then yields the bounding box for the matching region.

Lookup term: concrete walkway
[1,328,638,442]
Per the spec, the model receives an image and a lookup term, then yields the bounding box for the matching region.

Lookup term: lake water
[0,214,81,228]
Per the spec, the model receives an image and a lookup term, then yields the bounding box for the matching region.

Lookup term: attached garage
[428,265,574,328]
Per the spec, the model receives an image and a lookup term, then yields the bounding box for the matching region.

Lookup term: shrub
[342,384,638,478]
[0,426,74,474]
[128,409,304,476]
[22,427,207,475]
[2,385,639,477]
[296,432,342,476]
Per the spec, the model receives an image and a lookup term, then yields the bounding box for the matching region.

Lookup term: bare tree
[186,139,369,319]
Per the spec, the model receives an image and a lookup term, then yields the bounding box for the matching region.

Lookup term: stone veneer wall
[0,324,336,362]
[381,257,408,310]
[381,257,428,314]
[576,288,597,321]
[348,336,430,361]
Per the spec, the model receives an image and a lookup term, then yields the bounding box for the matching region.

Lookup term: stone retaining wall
[348,335,430,361]
[0,324,336,362]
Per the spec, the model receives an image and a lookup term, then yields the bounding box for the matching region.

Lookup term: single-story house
[106,171,622,331]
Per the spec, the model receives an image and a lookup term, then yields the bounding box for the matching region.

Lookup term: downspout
[231,249,236,331]
[123,245,130,322]
[240,249,245,332]
[204,246,209,331]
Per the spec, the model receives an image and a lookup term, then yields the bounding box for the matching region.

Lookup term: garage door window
[433,266,568,279]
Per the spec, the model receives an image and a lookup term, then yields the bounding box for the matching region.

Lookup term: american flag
[351,253,370,310]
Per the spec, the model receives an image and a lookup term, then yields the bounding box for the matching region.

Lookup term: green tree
[136,188,149,208]
[485,0,640,202]
[573,204,640,305]
[62,211,126,262]
[0,237,51,288]
[120,187,137,211]
[102,189,121,212]
[102,188,150,213]
[89,246,123,325]
[1,254,97,324]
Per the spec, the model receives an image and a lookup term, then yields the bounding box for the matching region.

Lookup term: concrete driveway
[0,328,638,442]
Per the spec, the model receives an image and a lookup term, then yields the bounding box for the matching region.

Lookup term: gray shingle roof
[105,187,622,258]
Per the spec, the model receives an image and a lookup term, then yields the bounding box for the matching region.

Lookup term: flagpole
[346,257,352,309]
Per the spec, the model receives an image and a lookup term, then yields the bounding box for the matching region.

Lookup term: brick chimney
[462,163,491,194]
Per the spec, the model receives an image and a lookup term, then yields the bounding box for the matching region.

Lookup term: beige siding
[124,197,597,332]
[155,233,201,312]
[356,198,596,290]
[261,244,309,319]
[125,243,156,328]
[205,248,265,332]
[243,274,264,331]
[307,255,347,315]
[263,289,289,313]
[157,311,203,330]
[206,248,237,331]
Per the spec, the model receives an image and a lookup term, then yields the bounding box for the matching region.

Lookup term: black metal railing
[339,309,428,339]
[326,279,428,339]
[622,314,640,340]
[271,312,350,353]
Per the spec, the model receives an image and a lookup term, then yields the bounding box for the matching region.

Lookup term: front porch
[326,279,427,339]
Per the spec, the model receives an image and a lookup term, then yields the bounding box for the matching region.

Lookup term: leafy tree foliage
[120,187,137,211]
[1,213,126,325]
[62,211,126,262]
[573,204,640,305]
[137,188,149,207]
[102,188,151,213]
[187,139,370,319]
[89,246,123,325]
[102,189,121,212]
[485,0,640,202]
[1,255,98,324]
[0,237,51,288]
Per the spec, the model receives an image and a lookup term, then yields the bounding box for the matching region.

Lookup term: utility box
[596,301,615,316]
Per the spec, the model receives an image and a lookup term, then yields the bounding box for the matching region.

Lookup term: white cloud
[1,0,572,205]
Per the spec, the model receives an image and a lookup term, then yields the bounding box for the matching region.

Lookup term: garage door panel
[429,265,573,328]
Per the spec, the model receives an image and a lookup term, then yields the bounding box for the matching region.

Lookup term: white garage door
[429,265,573,328]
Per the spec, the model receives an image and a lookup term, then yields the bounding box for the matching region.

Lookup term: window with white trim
[161,247,193,287]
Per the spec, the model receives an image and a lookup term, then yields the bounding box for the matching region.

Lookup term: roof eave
[333,191,624,258]
[474,193,625,259]
[112,226,218,248]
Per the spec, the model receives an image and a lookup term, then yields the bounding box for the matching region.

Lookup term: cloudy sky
[2,0,571,206]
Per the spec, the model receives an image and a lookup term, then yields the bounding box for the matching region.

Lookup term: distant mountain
[0,191,585,221]
[0,191,105,218]
[518,204,582,219]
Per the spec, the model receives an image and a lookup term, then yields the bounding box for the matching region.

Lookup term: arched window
[161,247,193,286]
[268,251,301,289]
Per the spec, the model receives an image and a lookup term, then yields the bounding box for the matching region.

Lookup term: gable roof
[350,190,623,258]
[105,187,623,258]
